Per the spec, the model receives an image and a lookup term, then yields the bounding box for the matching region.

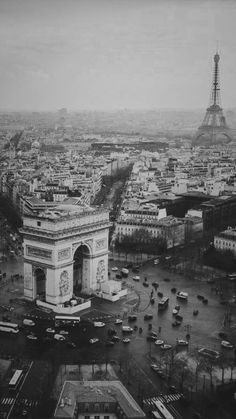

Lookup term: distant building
[214,227,236,256]
[115,215,185,249]
[54,380,146,419]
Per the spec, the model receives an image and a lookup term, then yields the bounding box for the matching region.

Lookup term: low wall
[36,299,91,314]
[95,288,127,302]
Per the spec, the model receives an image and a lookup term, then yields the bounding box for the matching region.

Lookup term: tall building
[54,379,146,419]
[193,51,233,146]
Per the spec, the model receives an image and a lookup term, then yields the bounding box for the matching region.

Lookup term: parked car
[114,318,123,325]
[94,322,105,328]
[26,334,38,341]
[112,335,121,342]
[54,334,66,341]
[46,327,55,334]
[89,338,99,344]
[23,319,35,327]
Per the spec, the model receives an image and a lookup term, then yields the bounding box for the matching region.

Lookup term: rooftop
[54,380,146,419]
[216,228,236,240]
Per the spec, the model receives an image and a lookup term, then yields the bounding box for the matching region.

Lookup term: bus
[54,316,80,327]
[0,321,19,334]
[153,401,174,419]
[9,369,23,390]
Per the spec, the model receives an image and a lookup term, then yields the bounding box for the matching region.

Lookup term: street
[0,255,236,418]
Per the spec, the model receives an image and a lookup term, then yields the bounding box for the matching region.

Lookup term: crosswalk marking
[144,393,183,405]
[0,397,38,409]
[143,394,183,419]
[0,398,14,406]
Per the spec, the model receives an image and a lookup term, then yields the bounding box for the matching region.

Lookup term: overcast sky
[1,0,236,111]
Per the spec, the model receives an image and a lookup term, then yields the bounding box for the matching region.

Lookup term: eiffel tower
[193,51,233,145]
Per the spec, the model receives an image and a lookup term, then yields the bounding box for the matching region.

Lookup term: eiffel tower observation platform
[193,52,233,146]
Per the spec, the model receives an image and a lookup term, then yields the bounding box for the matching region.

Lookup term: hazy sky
[1,0,236,111]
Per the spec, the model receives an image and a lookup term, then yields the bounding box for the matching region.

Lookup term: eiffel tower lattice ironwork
[194,51,233,145]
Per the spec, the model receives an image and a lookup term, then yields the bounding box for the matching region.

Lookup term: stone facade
[21,208,111,305]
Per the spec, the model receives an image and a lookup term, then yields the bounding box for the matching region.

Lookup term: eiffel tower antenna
[193,50,233,145]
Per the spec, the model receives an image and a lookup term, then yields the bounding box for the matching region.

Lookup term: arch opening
[73,245,90,293]
[34,267,46,301]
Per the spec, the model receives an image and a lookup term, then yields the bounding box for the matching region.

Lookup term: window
[104,416,109,419]
[95,416,100,419]
[85,416,90,419]
[37,221,41,227]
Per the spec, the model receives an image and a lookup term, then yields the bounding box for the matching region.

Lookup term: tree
[115,228,167,255]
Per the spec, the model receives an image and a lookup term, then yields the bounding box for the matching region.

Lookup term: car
[94,322,105,328]
[112,335,121,342]
[54,334,66,341]
[172,320,181,327]
[133,276,140,281]
[146,335,158,342]
[198,347,220,360]
[89,338,99,344]
[122,338,130,344]
[152,282,159,288]
[175,314,183,322]
[149,331,158,338]
[59,330,69,335]
[150,363,159,371]
[143,282,149,287]
[161,344,172,350]
[155,339,164,346]
[23,319,35,327]
[111,267,118,272]
[122,326,133,333]
[46,327,55,333]
[176,339,189,347]
[114,318,123,325]
[221,340,233,349]
[163,277,170,282]
[26,334,38,340]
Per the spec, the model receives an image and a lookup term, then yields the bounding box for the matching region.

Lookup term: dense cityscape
[1,1,236,419]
